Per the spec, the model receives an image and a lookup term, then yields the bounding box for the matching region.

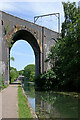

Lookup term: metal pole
[34,17,35,23]
[78,1,80,14]
[34,17,39,24]
[34,13,59,19]
[34,12,60,33]
[58,13,60,33]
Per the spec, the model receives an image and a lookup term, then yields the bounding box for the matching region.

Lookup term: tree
[24,64,35,82]
[10,67,19,83]
[58,2,80,91]
[45,2,80,91]
[10,57,15,61]
[18,70,24,75]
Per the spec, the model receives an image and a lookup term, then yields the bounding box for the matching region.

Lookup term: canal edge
[21,85,38,120]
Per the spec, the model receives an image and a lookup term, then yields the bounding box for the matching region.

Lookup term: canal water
[23,82,79,119]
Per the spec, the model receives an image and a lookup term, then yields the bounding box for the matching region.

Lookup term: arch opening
[10,30,41,77]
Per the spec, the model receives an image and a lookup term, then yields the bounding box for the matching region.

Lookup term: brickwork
[0,11,59,84]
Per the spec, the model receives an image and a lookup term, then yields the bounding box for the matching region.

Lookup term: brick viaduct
[0,11,59,84]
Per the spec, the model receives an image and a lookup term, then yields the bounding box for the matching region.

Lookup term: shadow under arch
[10,30,41,77]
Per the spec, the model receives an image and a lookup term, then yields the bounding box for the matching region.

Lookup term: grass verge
[18,85,33,118]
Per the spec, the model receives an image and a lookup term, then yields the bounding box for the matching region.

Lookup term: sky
[0,0,79,71]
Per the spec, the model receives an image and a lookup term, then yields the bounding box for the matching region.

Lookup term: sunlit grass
[18,85,33,118]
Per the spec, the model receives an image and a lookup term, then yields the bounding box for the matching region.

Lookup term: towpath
[0,81,18,119]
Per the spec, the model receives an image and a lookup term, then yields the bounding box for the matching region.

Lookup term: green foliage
[62,2,79,38]
[24,64,35,82]
[36,2,80,92]
[35,70,57,91]
[10,57,15,61]
[10,67,19,83]
[0,74,8,90]
[18,70,24,75]
[7,36,14,48]
[54,2,80,91]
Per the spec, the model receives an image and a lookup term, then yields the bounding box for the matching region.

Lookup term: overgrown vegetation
[10,57,19,83]
[0,74,8,91]
[35,70,56,91]
[36,2,80,92]
[10,67,19,83]
[18,85,33,118]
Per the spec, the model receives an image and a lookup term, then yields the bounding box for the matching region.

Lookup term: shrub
[35,70,56,91]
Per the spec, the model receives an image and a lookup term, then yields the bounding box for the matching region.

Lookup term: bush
[35,70,57,91]
[10,67,19,83]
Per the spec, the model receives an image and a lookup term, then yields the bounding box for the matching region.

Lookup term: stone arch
[0,11,59,85]
[10,29,41,77]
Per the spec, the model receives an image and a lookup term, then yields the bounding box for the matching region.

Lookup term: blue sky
[10,40,35,71]
[0,0,79,71]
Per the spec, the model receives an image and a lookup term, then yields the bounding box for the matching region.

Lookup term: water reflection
[35,91,79,119]
[23,82,79,119]
[23,82,35,112]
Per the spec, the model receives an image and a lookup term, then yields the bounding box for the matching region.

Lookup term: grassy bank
[54,91,79,98]
[18,85,33,118]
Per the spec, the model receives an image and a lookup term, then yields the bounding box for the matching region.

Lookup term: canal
[23,82,79,119]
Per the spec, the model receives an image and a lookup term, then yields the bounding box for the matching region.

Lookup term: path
[1,81,18,119]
